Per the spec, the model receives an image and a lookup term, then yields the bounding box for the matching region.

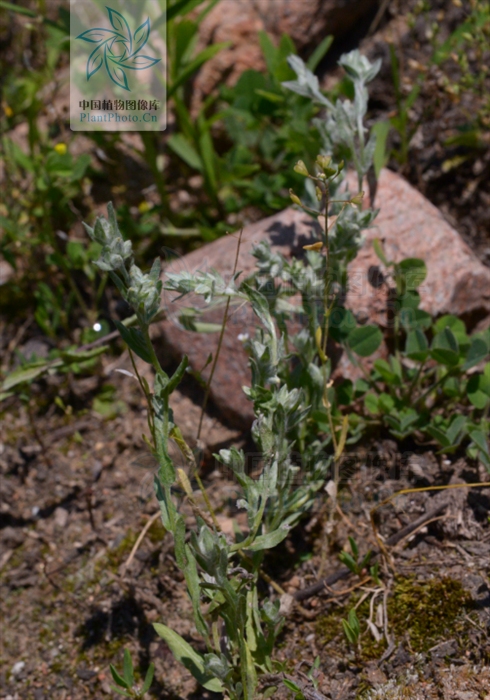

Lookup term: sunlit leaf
[2,363,49,391]
[244,525,290,552]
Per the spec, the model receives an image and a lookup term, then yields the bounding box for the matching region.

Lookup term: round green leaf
[373,358,400,385]
[354,378,370,396]
[469,429,489,456]
[431,327,459,366]
[329,307,356,342]
[434,315,469,349]
[398,258,427,290]
[433,314,466,335]
[463,338,489,371]
[400,307,432,331]
[364,393,379,414]
[398,290,421,310]
[442,376,460,398]
[347,325,383,357]
[336,379,353,405]
[378,392,395,413]
[467,372,490,409]
[405,328,429,361]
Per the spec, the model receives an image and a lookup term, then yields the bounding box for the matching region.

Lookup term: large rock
[157,169,490,428]
[345,170,490,325]
[158,207,315,427]
[192,0,379,104]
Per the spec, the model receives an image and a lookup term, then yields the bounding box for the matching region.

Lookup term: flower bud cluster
[84,203,133,273]
[127,262,162,324]
[85,203,163,323]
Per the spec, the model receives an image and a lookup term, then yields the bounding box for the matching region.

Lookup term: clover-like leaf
[347,325,383,357]
[463,338,489,371]
[469,429,490,457]
[133,17,150,56]
[467,372,490,409]
[76,27,122,43]
[431,327,459,366]
[405,328,429,361]
[107,7,132,52]
[87,44,104,79]
[398,257,427,291]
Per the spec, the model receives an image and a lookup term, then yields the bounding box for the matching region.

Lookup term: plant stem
[197,229,243,442]
[416,369,452,409]
[140,132,169,214]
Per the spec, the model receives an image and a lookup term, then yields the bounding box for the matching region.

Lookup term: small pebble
[11,661,25,676]
[54,507,68,529]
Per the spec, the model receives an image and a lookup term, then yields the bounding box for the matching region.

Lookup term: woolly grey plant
[284,49,381,189]
[84,205,292,700]
[84,47,383,700]
[162,47,383,693]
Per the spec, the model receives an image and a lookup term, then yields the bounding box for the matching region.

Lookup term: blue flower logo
[76,6,161,92]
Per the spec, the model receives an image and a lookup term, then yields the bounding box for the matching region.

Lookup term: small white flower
[237,332,249,342]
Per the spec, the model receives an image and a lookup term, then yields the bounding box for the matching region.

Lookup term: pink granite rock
[346,168,490,326]
[156,169,490,427]
[157,208,319,427]
[192,0,379,105]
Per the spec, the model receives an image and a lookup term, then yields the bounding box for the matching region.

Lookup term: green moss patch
[388,576,472,653]
[315,575,473,660]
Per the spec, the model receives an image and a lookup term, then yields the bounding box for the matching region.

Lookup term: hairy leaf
[153,624,223,692]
